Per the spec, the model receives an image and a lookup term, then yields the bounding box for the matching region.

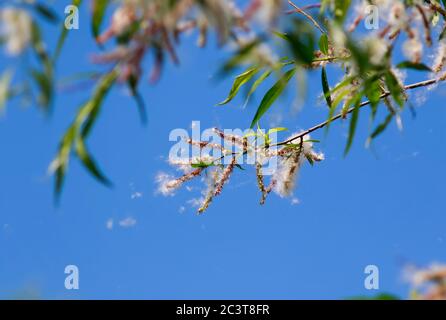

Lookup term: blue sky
[1,1,446,299]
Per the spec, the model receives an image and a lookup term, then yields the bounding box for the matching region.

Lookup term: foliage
[1,0,446,207]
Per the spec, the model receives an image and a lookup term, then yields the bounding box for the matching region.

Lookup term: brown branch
[288,0,326,34]
[273,77,445,147]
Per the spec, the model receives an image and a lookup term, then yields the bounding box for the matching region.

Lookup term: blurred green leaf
[128,75,147,124]
[384,71,405,108]
[81,70,119,138]
[243,70,272,107]
[53,70,118,199]
[75,136,112,186]
[364,78,382,119]
[218,66,259,105]
[31,21,54,111]
[220,40,260,75]
[0,70,12,113]
[319,34,329,55]
[344,96,361,156]
[267,127,288,134]
[283,20,315,65]
[396,61,432,72]
[92,0,109,42]
[368,112,394,144]
[54,126,76,198]
[334,0,352,24]
[30,69,52,108]
[250,68,296,128]
[321,66,332,108]
[33,2,59,23]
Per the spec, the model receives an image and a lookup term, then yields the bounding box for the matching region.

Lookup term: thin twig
[288,0,326,34]
[273,77,444,147]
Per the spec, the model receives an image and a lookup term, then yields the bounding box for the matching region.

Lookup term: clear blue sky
[1,1,445,299]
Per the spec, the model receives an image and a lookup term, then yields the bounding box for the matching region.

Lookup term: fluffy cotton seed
[0,8,32,56]
[403,35,423,63]
[366,37,389,65]
[272,135,324,197]
[433,42,446,73]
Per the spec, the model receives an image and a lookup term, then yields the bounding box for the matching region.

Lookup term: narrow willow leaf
[368,112,394,145]
[220,40,260,75]
[81,70,119,138]
[92,0,109,41]
[344,97,361,156]
[75,136,112,186]
[272,31,288,41]
[218,66,259,105]
[267,127,288,134]
[31,21,54,111]
[54,0,83,62]
[385,71,405,107]
[33,2,59,23]
[30,69,52,108]
[396,61,432,72]
[243,70,272,107]
[319,34,329,55]
[53,70,118,198]
[0,70,12,113]
[367,80,381,113]
[54,126,77,199]
[440,25,446,40]
[250,68,296,128]
[128,76,147,124]
[325,88,350,134]
[334,0,352,23]
[284,20,315,65]
[321,66,332,108]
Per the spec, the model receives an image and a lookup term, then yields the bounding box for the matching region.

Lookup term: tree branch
[273,77,445,147]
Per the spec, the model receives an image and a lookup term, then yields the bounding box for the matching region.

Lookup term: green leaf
[344,97,361,156]
[75,136,112,186]
[218,66,259,105]
[81,70,119,138]
[33,2,59,23]
[91,0,109,42]
[321,66,332,108]
[53,69,118,199]
[243,70,272,107]
[250,68,296,128]
[267,127,288,134]
[30,21,54,111]
[385,71,405,108]
[364,78,381,119]
[220,40,260,75]
[128,75,147,124]
[0,70,12,113]
[334,0,351,24]
[396,61,432,72]
[284,20,315,65]
[191,162,214,169]
[368,112,394,144]
[54,126,77,199]
[272,31,288,41]
[319,34,329,55]
[30,69,52,108]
